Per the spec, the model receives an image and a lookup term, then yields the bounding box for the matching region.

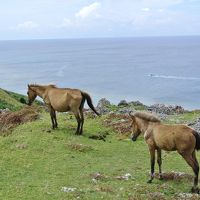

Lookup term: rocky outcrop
[117,107,135,114]
[148,104,185,115]
[95,98,186,116]
[96,98,111,114]
[188,118,200,133]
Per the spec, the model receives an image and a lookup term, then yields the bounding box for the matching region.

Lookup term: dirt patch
[154,171,193,181]
[96,185,114,193]
[90,172,108,182]
[147,192,166,200]
[67,143,93,152]
[103,113,132,135]
[0,105,40,136]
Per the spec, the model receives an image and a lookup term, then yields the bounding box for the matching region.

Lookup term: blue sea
[0,36,200,110]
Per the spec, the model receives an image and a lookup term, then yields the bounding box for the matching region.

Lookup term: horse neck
[32,86,47,98]
[137,118,152,133]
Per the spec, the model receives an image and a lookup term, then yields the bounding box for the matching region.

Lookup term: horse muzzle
[131,136,137,142]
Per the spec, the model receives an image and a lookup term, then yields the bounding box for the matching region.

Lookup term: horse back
[152,124,196,151]
[46,88,82,112]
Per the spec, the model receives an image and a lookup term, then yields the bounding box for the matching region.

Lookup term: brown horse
[27,84,100,135]
[130,111,200,193]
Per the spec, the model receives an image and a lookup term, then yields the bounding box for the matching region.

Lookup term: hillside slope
[1,110,200,199]
[0,88,42,111]
[0,88,24,111]
[1,89,200,199]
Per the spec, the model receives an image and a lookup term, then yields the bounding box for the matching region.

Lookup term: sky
[0,0,200,40]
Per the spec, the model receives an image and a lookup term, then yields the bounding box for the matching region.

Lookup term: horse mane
[134,112,161,123]
[29,84,57,88]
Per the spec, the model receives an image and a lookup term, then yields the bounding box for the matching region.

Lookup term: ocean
[0,36,200,110]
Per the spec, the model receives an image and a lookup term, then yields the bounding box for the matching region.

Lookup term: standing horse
[130,111,200,193]
[27,84,100,135]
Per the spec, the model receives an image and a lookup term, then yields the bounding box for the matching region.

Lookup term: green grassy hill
[0,111,200,199]
[0,88,24,111]
[0,88,42,111]
[1,90,200,199]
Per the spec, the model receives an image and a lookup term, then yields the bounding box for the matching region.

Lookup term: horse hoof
[191,187,200,194]
[147,179,152,184]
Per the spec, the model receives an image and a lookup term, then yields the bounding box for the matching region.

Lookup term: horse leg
[79,109,84,135]
[192,151,199,192]
[49,107,55,129]
[74,112,81,135]
[79,96,85,135]
[147,146,155,183]
[52,110,58,128]
[181,152,199,193]
[157,149,163,180]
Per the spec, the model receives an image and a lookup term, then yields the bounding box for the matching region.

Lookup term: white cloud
[75,2,101,19]
[12,21,39,31]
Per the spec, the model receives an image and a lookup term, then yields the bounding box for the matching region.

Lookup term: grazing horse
[27,84,100,135]
[130,111,200,193]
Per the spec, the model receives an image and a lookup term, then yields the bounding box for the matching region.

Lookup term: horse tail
[193,130,200,150]
[81,91,100,116]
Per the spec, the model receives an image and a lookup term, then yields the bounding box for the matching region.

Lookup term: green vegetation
[1,90,200,199]
[0,88,42,111]
[0,88,23,111]
[107,102,147,112]
[165,110,200,124]
[1,110,200,200]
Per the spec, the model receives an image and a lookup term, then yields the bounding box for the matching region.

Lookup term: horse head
[27,85,37,105]
[129,112,141,142]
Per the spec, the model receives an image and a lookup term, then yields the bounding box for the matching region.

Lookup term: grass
[0,89,23,111]
[1,109,200,199]
[165,110,200,124]
[0,88,43,111]
[107,102,147,112]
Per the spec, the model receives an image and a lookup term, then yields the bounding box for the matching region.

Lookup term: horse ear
[28,84,30,89]
[129,112,135,121]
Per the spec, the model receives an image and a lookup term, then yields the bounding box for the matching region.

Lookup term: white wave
[147,74,200,81]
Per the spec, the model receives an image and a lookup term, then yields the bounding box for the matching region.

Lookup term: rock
[96,98,111,114]
[175,193,199,200]
[151,112,169,121]
[118,100,128,106]
[15,143,28,149]
[61,187,76,193]
[117,107,136,114]
[90,172,108,181]
[115,173,133,181]
[0,108,10,114]
[148,104,185,115]
[188,118,200,132]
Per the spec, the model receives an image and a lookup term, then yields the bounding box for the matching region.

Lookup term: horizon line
[0,34,200,42]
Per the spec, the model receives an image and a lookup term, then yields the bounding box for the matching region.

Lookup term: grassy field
[1,107,200,200]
